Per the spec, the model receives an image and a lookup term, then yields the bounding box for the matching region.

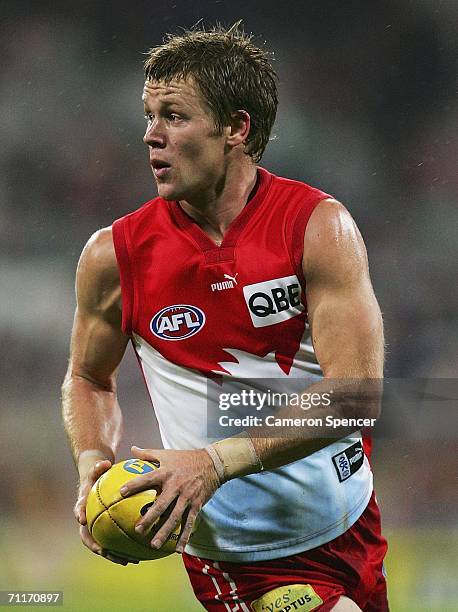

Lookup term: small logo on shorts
[251,584,323,612]
[332,441,364,482]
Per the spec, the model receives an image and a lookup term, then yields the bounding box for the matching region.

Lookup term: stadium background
[1,0,457,610]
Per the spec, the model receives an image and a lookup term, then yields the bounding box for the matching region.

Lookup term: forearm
[62,374,123,477]
[253,376,381,469]
[207,376,382,481]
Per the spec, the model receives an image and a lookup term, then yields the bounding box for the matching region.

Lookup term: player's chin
[156,182,187,202]
[155,181,179,201]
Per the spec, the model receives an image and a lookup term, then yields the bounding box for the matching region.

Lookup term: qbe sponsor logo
[243,275,304,328]
[332,441,364,482]
[150,304,205,341]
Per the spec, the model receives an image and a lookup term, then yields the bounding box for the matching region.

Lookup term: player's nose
[143,119,166,148]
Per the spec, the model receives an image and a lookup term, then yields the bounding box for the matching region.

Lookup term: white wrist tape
[204,444,225,484]
[205,433,263,484]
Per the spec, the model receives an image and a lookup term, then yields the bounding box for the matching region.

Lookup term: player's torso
[120,168,315,372]
[112,167,374,561]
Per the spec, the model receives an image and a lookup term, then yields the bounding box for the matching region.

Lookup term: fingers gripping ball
[86,459,180,561]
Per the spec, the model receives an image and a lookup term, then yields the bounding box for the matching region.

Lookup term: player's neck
[178,160,258,242]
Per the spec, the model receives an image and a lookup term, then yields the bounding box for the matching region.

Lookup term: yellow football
[86,458,180,561]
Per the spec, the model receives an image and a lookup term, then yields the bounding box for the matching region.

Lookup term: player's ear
[226,110,251,150]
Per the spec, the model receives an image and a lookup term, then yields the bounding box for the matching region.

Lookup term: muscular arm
[62,228,135,564]
[304,199,383,379]
[62,227,128,472]
[250,199,384,468]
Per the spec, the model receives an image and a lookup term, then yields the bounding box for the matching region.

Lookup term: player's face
[142,78,228,201]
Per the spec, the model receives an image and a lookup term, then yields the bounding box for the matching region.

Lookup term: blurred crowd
[1,0,457,525]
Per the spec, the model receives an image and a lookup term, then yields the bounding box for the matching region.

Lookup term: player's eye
[144,113,154,123]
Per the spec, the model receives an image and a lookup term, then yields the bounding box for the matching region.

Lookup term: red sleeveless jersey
[113,167,328,374]
[111,167,374,562]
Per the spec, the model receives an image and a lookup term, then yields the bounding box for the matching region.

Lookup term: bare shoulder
[76,226,121,314]
[303,198,369,285]
[302,200,383,377]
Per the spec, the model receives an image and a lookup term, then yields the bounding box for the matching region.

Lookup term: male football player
[63,24,388,611]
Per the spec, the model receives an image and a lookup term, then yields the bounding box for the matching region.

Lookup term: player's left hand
[120,445,220,553]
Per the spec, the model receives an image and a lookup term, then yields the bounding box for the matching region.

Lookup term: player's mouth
[151,158,171,178]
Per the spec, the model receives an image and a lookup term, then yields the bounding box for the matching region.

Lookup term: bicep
[69,306,129,388]
[304,200,384,378]
[67,229,129,388]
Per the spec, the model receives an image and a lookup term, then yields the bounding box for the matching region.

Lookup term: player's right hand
[74,459,139,566]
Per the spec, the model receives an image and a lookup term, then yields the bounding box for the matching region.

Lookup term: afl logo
[150,304,206,341]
